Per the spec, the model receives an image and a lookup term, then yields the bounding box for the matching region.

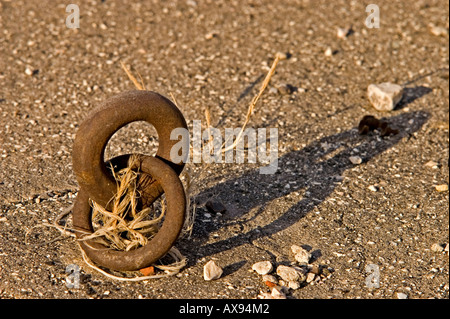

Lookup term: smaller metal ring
[73,156,186,271]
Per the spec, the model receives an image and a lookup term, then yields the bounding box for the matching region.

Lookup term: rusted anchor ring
[73,156,186,271]
[72,90,187,208]
[72,90,188,271]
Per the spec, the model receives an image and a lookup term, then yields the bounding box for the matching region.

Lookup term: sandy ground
[0,0,448,299]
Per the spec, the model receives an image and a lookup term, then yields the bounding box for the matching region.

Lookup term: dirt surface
[0,0,448,299]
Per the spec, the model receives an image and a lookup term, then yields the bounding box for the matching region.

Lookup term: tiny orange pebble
[265,281,277,288]
[139,266,155,276]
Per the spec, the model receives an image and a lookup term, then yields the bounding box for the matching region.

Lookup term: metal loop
[73,156,186,271]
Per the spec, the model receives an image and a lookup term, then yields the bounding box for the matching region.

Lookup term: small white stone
[268,87,278,95]
[306,272,316,283]
[205,31,217,40]
[252,261,273,275]
[291,244,304,255]
[429,25,448,37]
[337,27,350,38]
[349,156,362,165]
[291,245,311,264]
[324,47,333,57]
[203,260,223,281]
[424,160,439,169]
[367,82,404,111]
[444,244,449,253]
[276,265,299,282]
[25,67,33,76]
[368,185,378,192]
[396,292,408,299]
[431,243,444,252]
[271,286,287,299]
[435,184,448,192]
[288,280,301,290]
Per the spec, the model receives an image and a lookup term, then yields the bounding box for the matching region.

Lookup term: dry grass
[220,52,287,153]
[120,61,146,90]
[79,155,189,281]
[80,155,165,252]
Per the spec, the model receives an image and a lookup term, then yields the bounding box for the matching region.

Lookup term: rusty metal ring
[73,155,186,271]
[72,90,188,208]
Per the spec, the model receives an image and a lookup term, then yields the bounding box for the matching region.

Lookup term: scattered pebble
[429,24,448,37]
[270,286,287,299]
[25,67,39,76]
[445,244,449,253]
[203,260,223,281]
[337,26,351,38]
[257,285,288,299]
[269,87,278,95]
[321,267,332,278]
[396,292,408,299]
[253,245,331,298]
[424,160,439,169]
[368,185,378,192]
[25,67,33,76]
[205,31,218,40]
[435,184,448,192]
[276,265,299,282]
[288,280,301,290]
[431,243,444,253]
[252,261,273,275]
[349,156,362,165]
[367,82,404,111]
[257,292,273,299]
[306,272,316,283]
[324,47,333,57]
[291,245,311,264]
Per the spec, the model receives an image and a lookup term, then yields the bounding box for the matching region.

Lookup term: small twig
[120,61,144,90]
[221,52,286,153]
